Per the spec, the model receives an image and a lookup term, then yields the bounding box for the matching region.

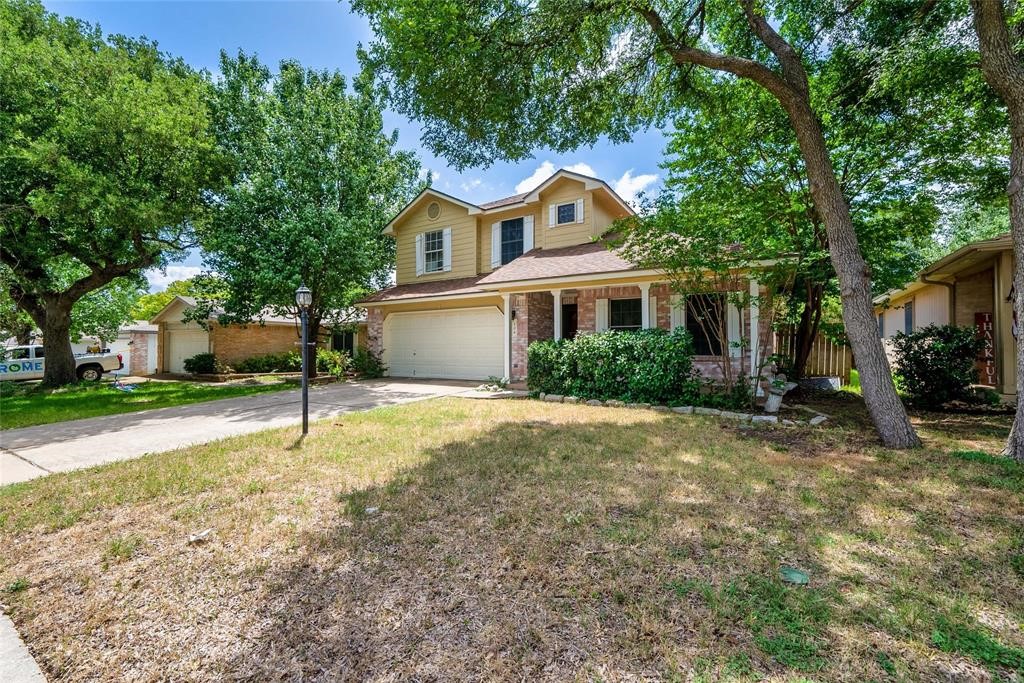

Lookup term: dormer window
[557,202,576,224]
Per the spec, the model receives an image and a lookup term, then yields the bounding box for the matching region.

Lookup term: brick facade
[510,292,554,380]
[954,268,995,328]
[366,307,385,358]
[210,323,302,365]
[128,331,150,375]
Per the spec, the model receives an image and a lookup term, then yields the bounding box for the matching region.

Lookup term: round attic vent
[427,201,441,220]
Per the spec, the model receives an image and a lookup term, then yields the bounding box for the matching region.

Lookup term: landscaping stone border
[530,392,827,427]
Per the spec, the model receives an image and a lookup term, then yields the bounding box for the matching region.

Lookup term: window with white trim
[609,298,642,331]
[686,293,724,355]
[423,229,444,273]
[500,218,524,265]
[556,202,576,225]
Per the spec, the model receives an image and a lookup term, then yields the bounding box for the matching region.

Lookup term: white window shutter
[490,222,501,268]
[596,298,609,332]
[442,227,452,272]
[649,295,658,329]
[415,233,424,277]
[523,215,534,252]
[575,198,584,223]
[548,204,556,227]
[670,294,685,330]
[727,302,742,358]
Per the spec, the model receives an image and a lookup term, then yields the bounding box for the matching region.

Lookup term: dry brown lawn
[0,396,1021,681]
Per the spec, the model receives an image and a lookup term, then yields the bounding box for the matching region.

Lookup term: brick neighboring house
[150,296,366,374]
[358,168,772,383]
[873,233,1016,398]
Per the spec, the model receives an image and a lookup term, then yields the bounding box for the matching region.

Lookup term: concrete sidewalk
[0,379,474,485]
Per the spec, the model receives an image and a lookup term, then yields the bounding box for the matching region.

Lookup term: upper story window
[423,229,444,273]
[557,202,576,224]
[609,298,642,331]
[501,218,524,265]
[548,198,584,227]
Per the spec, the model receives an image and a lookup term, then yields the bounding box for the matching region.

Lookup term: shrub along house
[150,296,366,374]
[358,168,771,383]
[873,233,1015,398]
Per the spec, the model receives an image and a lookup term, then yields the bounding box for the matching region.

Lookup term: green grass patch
[0,378,292,429]
[931,616,1024,672]
[4,577,29,594]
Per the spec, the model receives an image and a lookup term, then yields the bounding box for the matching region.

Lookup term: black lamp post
[295,284,312,435]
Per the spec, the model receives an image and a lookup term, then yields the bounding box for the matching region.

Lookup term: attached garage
[383,307,504,380]
[165,327,210,374]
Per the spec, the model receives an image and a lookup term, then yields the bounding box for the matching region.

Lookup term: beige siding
[538,179,599,249]
[394,197,477,284]
[879,284,950,340]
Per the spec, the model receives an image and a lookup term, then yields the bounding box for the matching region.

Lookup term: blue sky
[45,0,670,290]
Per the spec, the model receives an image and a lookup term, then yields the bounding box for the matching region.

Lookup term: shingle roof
[477,242,637,285]
[478,192,529,210]
[358,275,491,303]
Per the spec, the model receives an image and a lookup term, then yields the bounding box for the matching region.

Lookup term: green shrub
[527,328,701,404]
[316,349,351,378]
[234,351,302,374]
[353,347,386,378]
[891,324,985,409]
[183,352,219,374]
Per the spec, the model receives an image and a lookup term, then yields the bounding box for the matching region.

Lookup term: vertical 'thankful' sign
[975,312,996,386]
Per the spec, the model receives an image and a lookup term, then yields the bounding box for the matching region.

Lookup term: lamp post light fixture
[295,284,312,435]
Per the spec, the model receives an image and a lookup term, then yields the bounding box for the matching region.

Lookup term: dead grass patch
[0,398,1021,680]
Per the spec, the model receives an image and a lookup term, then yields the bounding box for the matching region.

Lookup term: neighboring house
[71,321,158,376]
[873,233,1014,396]
[358,168,771,382]
[150,296,366,374]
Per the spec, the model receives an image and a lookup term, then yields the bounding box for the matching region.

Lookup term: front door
[562,303,578,339]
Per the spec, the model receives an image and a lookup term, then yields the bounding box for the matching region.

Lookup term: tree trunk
[788,104,920,448]
[790,280,824,381]
[970,0,1024,461]
[38,297,77,386]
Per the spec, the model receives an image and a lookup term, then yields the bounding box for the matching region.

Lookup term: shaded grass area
[0,378,293,429]
[0,398,1022,680]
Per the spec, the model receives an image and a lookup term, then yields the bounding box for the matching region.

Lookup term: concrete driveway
[0,379,476,486]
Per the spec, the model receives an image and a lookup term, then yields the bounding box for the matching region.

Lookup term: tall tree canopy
[354,0,985,447]
[194,52,422,366]
[0,0,226,384]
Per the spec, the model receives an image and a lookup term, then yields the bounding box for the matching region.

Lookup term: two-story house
[359,168,768,382]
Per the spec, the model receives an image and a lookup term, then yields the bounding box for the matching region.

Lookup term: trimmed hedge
[527,328,701,404]
[229,348,352,378]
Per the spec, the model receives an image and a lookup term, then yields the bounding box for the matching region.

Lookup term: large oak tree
[354,0,976,447]
[0,0,226,385]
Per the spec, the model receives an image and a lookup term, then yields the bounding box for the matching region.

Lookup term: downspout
[921,274,956,325]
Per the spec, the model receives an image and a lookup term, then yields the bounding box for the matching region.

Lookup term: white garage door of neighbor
[167,330,209,374]
[384,308,504,380]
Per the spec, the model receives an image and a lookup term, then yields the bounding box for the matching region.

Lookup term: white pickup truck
[0,345,123,382]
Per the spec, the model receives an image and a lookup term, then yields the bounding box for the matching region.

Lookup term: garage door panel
[383,308,503,381]
[167,331,209,374]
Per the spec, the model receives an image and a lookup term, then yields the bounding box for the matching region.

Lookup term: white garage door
[167,329,209,374]
[384,308,504,380]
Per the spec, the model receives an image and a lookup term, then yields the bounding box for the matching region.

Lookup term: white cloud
[460,178,483,193]
[514,161,598,194]
[146,265,202,292]
[612,169,659,206]
[418,168,441,183]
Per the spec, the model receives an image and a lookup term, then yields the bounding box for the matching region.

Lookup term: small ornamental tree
[891,324,986,409]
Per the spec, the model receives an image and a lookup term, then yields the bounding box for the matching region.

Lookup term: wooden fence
[774,329,854,385]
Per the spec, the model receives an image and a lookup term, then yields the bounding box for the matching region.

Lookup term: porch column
[502,293,511,380]
[640,283,651,329]
[551,289,562,340]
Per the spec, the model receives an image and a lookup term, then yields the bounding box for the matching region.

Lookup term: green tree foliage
[69,275,146,345]
[130,279,200,322]
[195,52,423,370]
[0,0,227,384]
